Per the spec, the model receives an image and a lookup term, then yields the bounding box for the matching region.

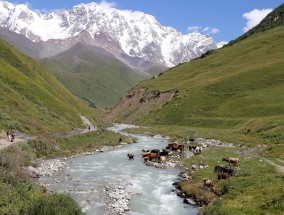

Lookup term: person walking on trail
[11,130,16,142]
[7,130,11,142]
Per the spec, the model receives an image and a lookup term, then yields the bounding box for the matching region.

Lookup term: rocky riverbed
[35,124,238,215]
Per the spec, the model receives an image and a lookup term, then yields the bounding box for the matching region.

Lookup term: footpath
[264,158,284,173]
[0,132,34,150]
[0,116,96,151]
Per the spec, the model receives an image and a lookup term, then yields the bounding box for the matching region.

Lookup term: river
[40,124,198,215]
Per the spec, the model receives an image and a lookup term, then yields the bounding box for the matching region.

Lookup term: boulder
[26,166,40,178]
[184,198,196,205]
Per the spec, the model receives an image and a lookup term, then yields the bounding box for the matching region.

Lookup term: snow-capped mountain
[217,41,228,48]
[0,1,218,67]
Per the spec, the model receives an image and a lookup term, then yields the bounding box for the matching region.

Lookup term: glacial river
[40,124,198,215]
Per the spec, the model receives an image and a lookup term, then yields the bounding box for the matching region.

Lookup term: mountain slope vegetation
[40,43,145,108]
[104,25,284,147]
[0,38,92,134]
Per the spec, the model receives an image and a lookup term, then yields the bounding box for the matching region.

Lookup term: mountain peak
[0,1,217,67]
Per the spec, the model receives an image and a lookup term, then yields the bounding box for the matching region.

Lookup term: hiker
[7,130,11,141]
[11,130,16,142]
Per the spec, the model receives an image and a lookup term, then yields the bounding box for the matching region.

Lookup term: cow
[214,165,236,175]
[203,178,214,191]
[151,149,160,154]
[159,149,170,156]
[222,157,240,167]
[217,172,232,180]
[142,153,159,162]
[127,153,134,160]
[166,143,184,151]
[188,145,198,150]
[193,146,202,154]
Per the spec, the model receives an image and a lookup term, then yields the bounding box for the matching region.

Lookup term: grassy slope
[121,26,284,147]
[180,146,284,215]
[116,25,284,215]
[0,39,92,134]
[40,43,144,108]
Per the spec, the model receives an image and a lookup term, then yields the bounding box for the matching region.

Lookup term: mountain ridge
[39,42,145,108]
[0,0,217,67]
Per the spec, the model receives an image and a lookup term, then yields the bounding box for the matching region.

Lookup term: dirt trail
[264,159,284,173]
[0,132,35,150]
[0,116,96,151]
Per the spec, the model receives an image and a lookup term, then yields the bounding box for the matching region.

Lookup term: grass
[125,125,284,214]
[106,26,284,151]
[186,141,284,215]
[0,38,94,134]
[0,145,84,215]
[24,128,134,159]
[40,43,144,108]
[200,156,284,215]
[104,31,284,215]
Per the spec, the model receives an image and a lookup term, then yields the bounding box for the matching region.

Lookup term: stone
[184,198,196,205]
[53,146,60,151]
[26,166,40,178]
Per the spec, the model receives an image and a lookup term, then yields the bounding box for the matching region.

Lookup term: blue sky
[7,0,284,42]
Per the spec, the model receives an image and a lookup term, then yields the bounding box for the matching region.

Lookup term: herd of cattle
[127,142,186,163]
[127,140,240,192]
[204,157,240,191]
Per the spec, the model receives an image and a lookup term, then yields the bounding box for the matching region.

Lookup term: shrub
[24,194,84,215]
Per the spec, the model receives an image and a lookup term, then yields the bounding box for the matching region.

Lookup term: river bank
[19,122,284,215]
[37,124,199,215]
[33,124,238,214]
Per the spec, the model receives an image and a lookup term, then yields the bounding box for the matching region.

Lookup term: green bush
[24,194,84,215]
[0,145,84,215]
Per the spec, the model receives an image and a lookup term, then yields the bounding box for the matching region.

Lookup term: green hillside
[0,38,92,134]
[105,25,284,146]
[40,43,144,108]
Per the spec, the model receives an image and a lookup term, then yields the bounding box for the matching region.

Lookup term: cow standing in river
[127,153,135,160]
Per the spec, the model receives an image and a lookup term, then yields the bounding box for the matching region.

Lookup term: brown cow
[166,143,184,151]
[217,172,232,180]
[143,153,159,162]
[203,178,214,190]
[222,157,240,167]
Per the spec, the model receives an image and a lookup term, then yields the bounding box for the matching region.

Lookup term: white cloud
[188,25,220,35]
[243,9,272,32]
[202,27,210,32]
[210,28,220,34]
[97,0,117,11]
[187,26,202,32]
